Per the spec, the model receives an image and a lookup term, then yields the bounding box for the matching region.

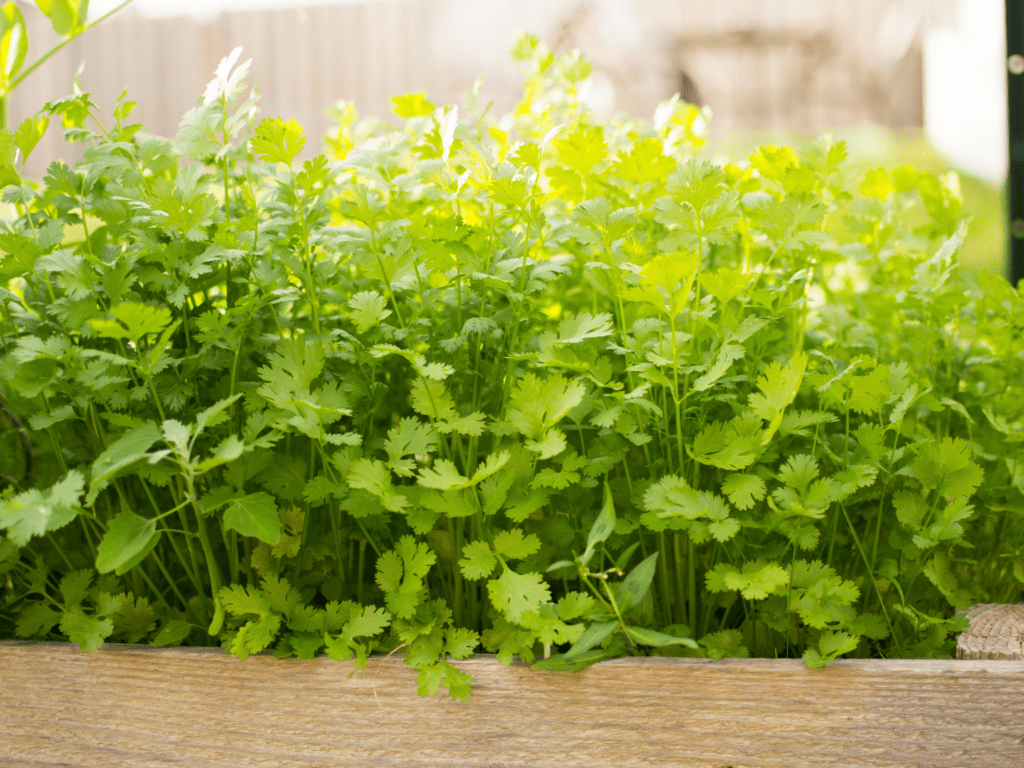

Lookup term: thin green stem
[6,1,134,101]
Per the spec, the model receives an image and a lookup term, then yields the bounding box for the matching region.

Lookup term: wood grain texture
[3,640,1024,768]
[955,602,1024,660]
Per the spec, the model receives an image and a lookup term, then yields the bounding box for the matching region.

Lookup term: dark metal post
[1008,0,1024,285]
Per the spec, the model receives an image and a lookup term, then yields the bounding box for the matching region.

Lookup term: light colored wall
[11,0,433,178]
[9,0,954,177]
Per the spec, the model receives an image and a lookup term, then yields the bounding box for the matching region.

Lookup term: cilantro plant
[3,35,1023,701]
[0,0,136,131]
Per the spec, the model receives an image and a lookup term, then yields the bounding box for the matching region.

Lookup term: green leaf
[848,364,890,415]
[503,487,548,523]
[0,470,84,546]
[151,619,192,647]
[749,145,797,183]
[87,423,163,505]
[384,417,435,477]
[803,631,859,667]
[747,351,807,441]
[219,583,272,616]
[258,577,301,618]
[90,302,175,345]
[347,458,408,512]
[531,647,609,671]
[417,459,470,491]
[345,605,391,639]
[613,137,675,185]
[289,633,325,659]
[0,2,29,82]
[637,251,699,312]
[616,552,657,611]
[59,606,113,652]
[563,619,617,661]
[95,511,160,575]
[161,420,192,456]
[700,628,750,661]
[524,428,567,460]
[223,493,281,545]
[110,594,157,643]
[555,591,596,621]
[16,602,61,637]
[459,540,497,580]
[48,0,78,36]
[348,290,392,333]
[553,312,614,345]
[508,373,586,440]
[445,626,480,659]
[625,625,698,648]
[376,536,436,619]
[487,569,551,624]
[779,454,819,492]
[555,123,606,176]
[861,168,894,201]
[193,394,243,438]
[545,166,584,204]
[692,349,741,392]
[913,437,983,500]
[699,267,750,305]
[491,529,540,561]
[416,659,473,701]
[722,473,766,510]
[375,550,403,593]
[469,451,510,485]
[688,419,760,471]
[392,92,435,118]
[705,560,790,600]
[194,435,245,474]
[582,481,616,565]
[230,614,282,660]
[58,568,92,606]
[250,116,305,166]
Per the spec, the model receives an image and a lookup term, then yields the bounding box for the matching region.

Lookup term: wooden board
[2,640,1024,767]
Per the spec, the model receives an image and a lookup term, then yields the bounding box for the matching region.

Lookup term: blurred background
[9,0,1010,275]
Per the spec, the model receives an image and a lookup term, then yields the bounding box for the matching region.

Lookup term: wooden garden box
[2,602,1023,767]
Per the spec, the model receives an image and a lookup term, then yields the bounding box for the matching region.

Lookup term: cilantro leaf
[492,529,541,561]
[913,437,983,500]
[384,418,436,477]
[59,606,114,653]
[376,536,436,619]
[487,569,551,624]
[0,470,84,546]
[250,116,305,166]
[417,459,470,491]
[459,540,497,580]
[705,560,789,600]
[555,592,596,621]
[722,473,766,510]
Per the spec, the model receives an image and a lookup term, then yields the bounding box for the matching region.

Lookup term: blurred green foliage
[703,123,1006,277]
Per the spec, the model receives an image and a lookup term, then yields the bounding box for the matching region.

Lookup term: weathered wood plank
[956,602,1024,659]
[2,640,1023,767]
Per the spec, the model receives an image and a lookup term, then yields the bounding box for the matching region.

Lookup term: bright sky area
[88,0,1009,186]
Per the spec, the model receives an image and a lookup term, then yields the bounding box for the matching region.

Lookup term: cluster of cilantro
[2,33,1023,701]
